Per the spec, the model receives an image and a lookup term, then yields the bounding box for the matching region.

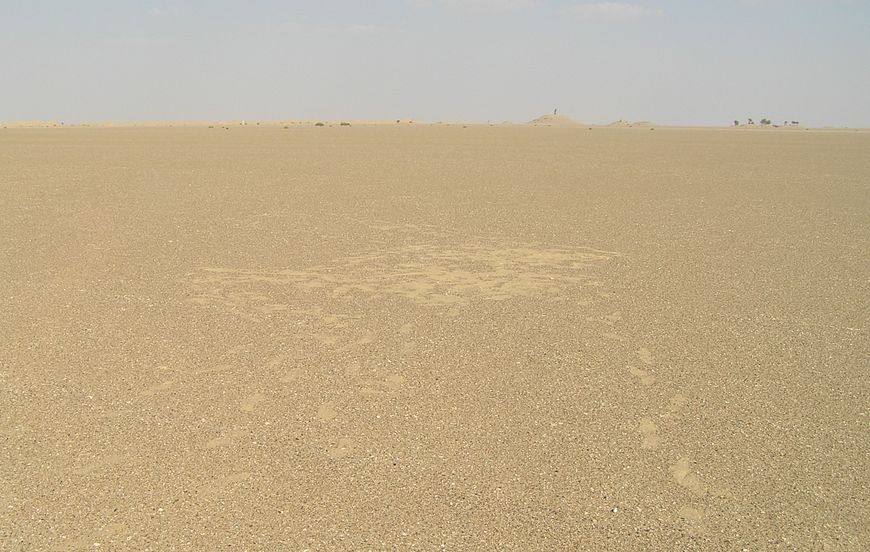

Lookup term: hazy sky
[2,1,869,126]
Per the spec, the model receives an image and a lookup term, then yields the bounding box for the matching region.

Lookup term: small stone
[612,507,619,513]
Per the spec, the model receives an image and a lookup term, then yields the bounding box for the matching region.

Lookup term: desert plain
[1,123,868,550]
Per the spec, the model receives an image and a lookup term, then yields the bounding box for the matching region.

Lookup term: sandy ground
[1,125,868,550]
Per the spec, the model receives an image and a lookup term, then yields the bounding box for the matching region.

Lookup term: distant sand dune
[527,113,584,127]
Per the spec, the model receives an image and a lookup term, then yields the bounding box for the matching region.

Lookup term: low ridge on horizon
[528,113,584,127]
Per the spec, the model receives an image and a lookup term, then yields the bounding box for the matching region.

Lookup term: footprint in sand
[73,454,125,476]
[280,368,303,384]
[678,506,704,523]
[98,522,130,540]
[312,333,339,346]
[267,354,289,369]
[637,348,654,365]
[400,341,416,355]
[198,472,253,496]
[240,393,266,413]
[317,402,337,421]
[603,312,622,325]
[205,428,245,449]
[345,362,363,378]
[638,419,660,449]
[360,375,405,396]
[328,438,355,459]
[140,381,173,396]
[384,374,405,391]
[629,367,657,386]
[663,394,689,418]
[226,344,249,355]
[669,457,706,496]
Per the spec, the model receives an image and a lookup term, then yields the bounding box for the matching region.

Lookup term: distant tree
[734,120,740,126]
[760,118,771,126]
[792,121,799,126]
[748,118,754,125]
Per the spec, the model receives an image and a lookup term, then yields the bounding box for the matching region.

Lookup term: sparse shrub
[283,125,289,129]
[340,122,351,127]
[734,120,740,126]
[760,118,771,126]
[315,122,325,127]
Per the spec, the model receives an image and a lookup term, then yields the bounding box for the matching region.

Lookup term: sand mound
[528,114,583,127]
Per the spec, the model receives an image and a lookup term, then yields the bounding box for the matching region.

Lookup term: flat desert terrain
[1,125,868,550]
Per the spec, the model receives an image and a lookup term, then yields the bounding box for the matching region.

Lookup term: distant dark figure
[554,109,557,116]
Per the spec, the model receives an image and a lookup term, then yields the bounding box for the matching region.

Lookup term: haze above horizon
[2,1,869,127]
